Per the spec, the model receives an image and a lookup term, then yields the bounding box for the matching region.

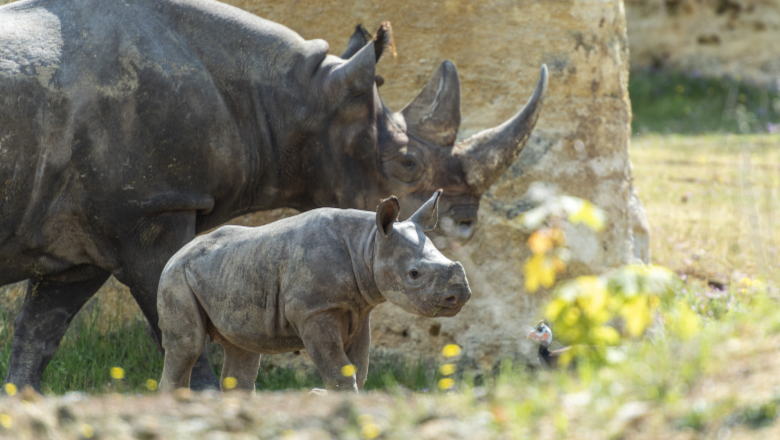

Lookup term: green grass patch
[629,69,780,135]
[1,303,448,394]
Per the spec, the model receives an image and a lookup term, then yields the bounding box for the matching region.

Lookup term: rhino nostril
[444,295,457,306]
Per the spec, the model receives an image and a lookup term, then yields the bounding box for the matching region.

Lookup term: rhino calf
[157,190,471,392]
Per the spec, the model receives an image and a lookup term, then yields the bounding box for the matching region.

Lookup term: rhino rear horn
[328,42,376,97]
[376,196,401,238]
[456,65,548,193]
[410,189,442,232]
[401,60,461,147]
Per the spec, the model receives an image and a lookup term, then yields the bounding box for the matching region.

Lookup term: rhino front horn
[327,41,376,98]
[456,65,548,193]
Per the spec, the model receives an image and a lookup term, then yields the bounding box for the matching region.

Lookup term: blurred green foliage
[630,69,780,135]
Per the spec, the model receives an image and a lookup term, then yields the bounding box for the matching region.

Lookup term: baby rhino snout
[439,262,471,308]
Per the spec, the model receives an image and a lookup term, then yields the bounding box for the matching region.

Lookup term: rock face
[626,0,780,86]
[0,0,642,369]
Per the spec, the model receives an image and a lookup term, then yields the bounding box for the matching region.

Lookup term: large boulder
[626,0,780,86]
[225,0,643,367]
[1,0,643,369]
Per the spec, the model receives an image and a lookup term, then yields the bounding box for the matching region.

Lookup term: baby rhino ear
[376,196,401,238]
[410,190,442,231]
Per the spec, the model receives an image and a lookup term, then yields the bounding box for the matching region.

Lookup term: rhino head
[340,25,548,246]
[383,62,548,247]
[373,190,471,317]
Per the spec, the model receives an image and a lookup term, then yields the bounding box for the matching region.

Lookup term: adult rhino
[0,0,546,391]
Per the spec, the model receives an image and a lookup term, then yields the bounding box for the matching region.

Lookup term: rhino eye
[409,269,420,279]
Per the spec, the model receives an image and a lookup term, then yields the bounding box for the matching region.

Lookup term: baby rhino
[157,190,471,392]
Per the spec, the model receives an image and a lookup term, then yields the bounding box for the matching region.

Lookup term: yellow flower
[568,200,605,232]
[621,296,652,337]
[80,424,95,439]
[358,414,374,426]
[110,367,124,380]
[223,377,238,389]
[527,230,553,254]
[524,253,556,293]
[3,383,17,397]
[145,379,158,391]
[0,414,11,429]
[341,364,357,377]
[438,378,455,390]
[441,344,461,358]
[439,363,456,376]
[361,423,382,439]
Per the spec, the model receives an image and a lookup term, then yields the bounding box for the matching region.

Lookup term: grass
[0,301,448,394]
[630,69,780,135]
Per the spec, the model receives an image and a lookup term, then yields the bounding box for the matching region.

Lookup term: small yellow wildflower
[527,230,553,254]
[223,377,238,389]
[438,378,455,390]
[358,414,374,426]
[3,383,17,397]
[0,414,11,429]
[568,200,605,232]
[341,364,357,377]
[80,423,95,438]
[361,423,382,439]
[439,363,456,376]
[441,344,461,358]
[145,379,158,391]
[524,253,556,293]
[110,367,125,380]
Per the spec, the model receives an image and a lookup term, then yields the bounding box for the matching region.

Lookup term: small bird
[527,321,571,369]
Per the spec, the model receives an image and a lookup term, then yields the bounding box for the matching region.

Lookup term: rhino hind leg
[157,266,208,392]
[218,338,261,392]
[4,266,111,392]
[116,211,220,390]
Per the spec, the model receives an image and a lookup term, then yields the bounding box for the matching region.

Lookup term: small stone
[173,388,194,402]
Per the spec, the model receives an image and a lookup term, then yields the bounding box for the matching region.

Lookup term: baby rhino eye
[409,269,420,279]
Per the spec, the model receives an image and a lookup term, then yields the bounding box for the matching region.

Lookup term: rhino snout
[438,262,471,308]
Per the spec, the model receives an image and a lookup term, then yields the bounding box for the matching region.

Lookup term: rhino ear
[410,190,442,232]
[328,42,376,98]
[376,196,401,238]
[401,61,461,146]
[340,24,372,59]
[373,22,396,62]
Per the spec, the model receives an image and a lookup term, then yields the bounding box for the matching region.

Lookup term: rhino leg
[345,316,371,390]
[157,263,208,392]
[115,211,220,390]
[300,310,357,392]
[219,339,261,392]
[4,266,110,392]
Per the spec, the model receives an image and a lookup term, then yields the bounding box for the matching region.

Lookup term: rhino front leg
[4,266,110,392]
[345,316,371,390]
[300,311,357,392]
[219,339,261,392]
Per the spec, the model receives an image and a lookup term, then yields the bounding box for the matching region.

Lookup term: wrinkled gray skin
[158,191,471,392]
[0,0,545,392]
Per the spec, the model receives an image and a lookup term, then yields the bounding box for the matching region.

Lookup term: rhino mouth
[431,305,463,317]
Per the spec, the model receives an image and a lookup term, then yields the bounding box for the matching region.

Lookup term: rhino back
[0,0,329,282]
[172,209,377,353]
